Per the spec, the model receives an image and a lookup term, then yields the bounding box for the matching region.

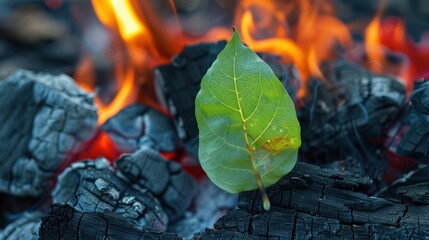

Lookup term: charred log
[197,162,429,239]
[0,70,97,196]
[39,204,182,240]
[52,158,168,231]
[299,61,406,183]
[115,147,196,222]
[102,104,179,153]
[0,211,43,240]
[395,79,429,160]
[168,179,237,238]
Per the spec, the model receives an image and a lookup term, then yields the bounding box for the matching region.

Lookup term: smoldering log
[39,204,183,240]
[167,179,237,238]
[298,60,406,183]
[102,104,180,153]
[395,79,429,160]
[155,41,300,157]
[115,147,196,222]
[52,158,168,231]
[0,70,97,196]
[0,211,43,240]
[101,104,149,152]
[197,162,429,239]
[377,164,429,202]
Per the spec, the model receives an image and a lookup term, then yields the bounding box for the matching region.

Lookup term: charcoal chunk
[102,104,179,153]
[39,204,182,240]
[168,179,237,238]
[201,161,429,239]
[52,158,168,231]
[115,147,196,221]
[0,211,43,240]
[0,70,97,196]
[101,104,149,152]
[299,61,406,182]
[155,41,299,157]
[396,79,429,160]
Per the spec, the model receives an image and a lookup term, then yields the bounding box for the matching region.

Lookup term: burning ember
[2,0,429,239]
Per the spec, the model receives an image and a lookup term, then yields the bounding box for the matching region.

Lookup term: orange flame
[76,0,187,125]
[364,1,386,73]
[234,0,352,97]
[363,0,429,92]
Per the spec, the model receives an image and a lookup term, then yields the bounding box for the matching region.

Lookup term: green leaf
[195,28,301,210]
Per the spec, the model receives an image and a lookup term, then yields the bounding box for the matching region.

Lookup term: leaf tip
[232,26,237,32]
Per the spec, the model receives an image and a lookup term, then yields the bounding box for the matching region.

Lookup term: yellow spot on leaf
[262,137,300,154]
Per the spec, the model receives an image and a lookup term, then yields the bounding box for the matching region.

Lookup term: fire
[73,0,429,162]
[76,0,184,126]
[233,0,352,97]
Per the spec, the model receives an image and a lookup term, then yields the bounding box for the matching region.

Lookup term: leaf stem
[242,123,271,211]
[231,34,270,211]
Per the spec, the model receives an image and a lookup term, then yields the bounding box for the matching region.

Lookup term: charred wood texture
[52,158,168,231]
[0,70,97,196]
[155,41,299,157]
[0,211,43,240]
[395,79,429,160]
[102,104,179,153]
[299,61,406,183]
[168,179,237,238]
[115,147,196,222]
[39,204,182,240]
[197,162,429,239]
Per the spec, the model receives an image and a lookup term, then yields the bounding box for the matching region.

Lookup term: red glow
[76,131,122,162]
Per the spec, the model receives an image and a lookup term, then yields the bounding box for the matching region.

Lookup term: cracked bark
[197,162,429,239]
[115,147,196,222]
[38,204,182,240]
[298,60,406,184]
[102,104,179,153]
[0,70,97,196]
[52,158,168,231]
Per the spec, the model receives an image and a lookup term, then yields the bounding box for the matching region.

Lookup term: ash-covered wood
[52,158,168,231]
[299,61,406,183]
[101,104,149,152]
[197,162,429,239]
[102,104,179,153]
[0,70,97,196]
[39,204,182,240]
[0,211,43,240]
[115,147,196,222]
[396,79,429,160]
[168,179,237,238]
[155,41,299,157]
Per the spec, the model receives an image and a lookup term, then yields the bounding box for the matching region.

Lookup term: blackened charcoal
[299,61,405,181]
[397,79,429,159]
[201,162,429,239]
[102,104,179,153]
[0,211,43,240]
[139,109,180,153]
[101,104,148,152]
[52,158,168,231]
[193,228,263,240]
[115,147,196,221]
[168,179,237,238]
[377,164,429,202]
[155,41,300,156]
[39,204,183,240]
[0,70,97,196]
